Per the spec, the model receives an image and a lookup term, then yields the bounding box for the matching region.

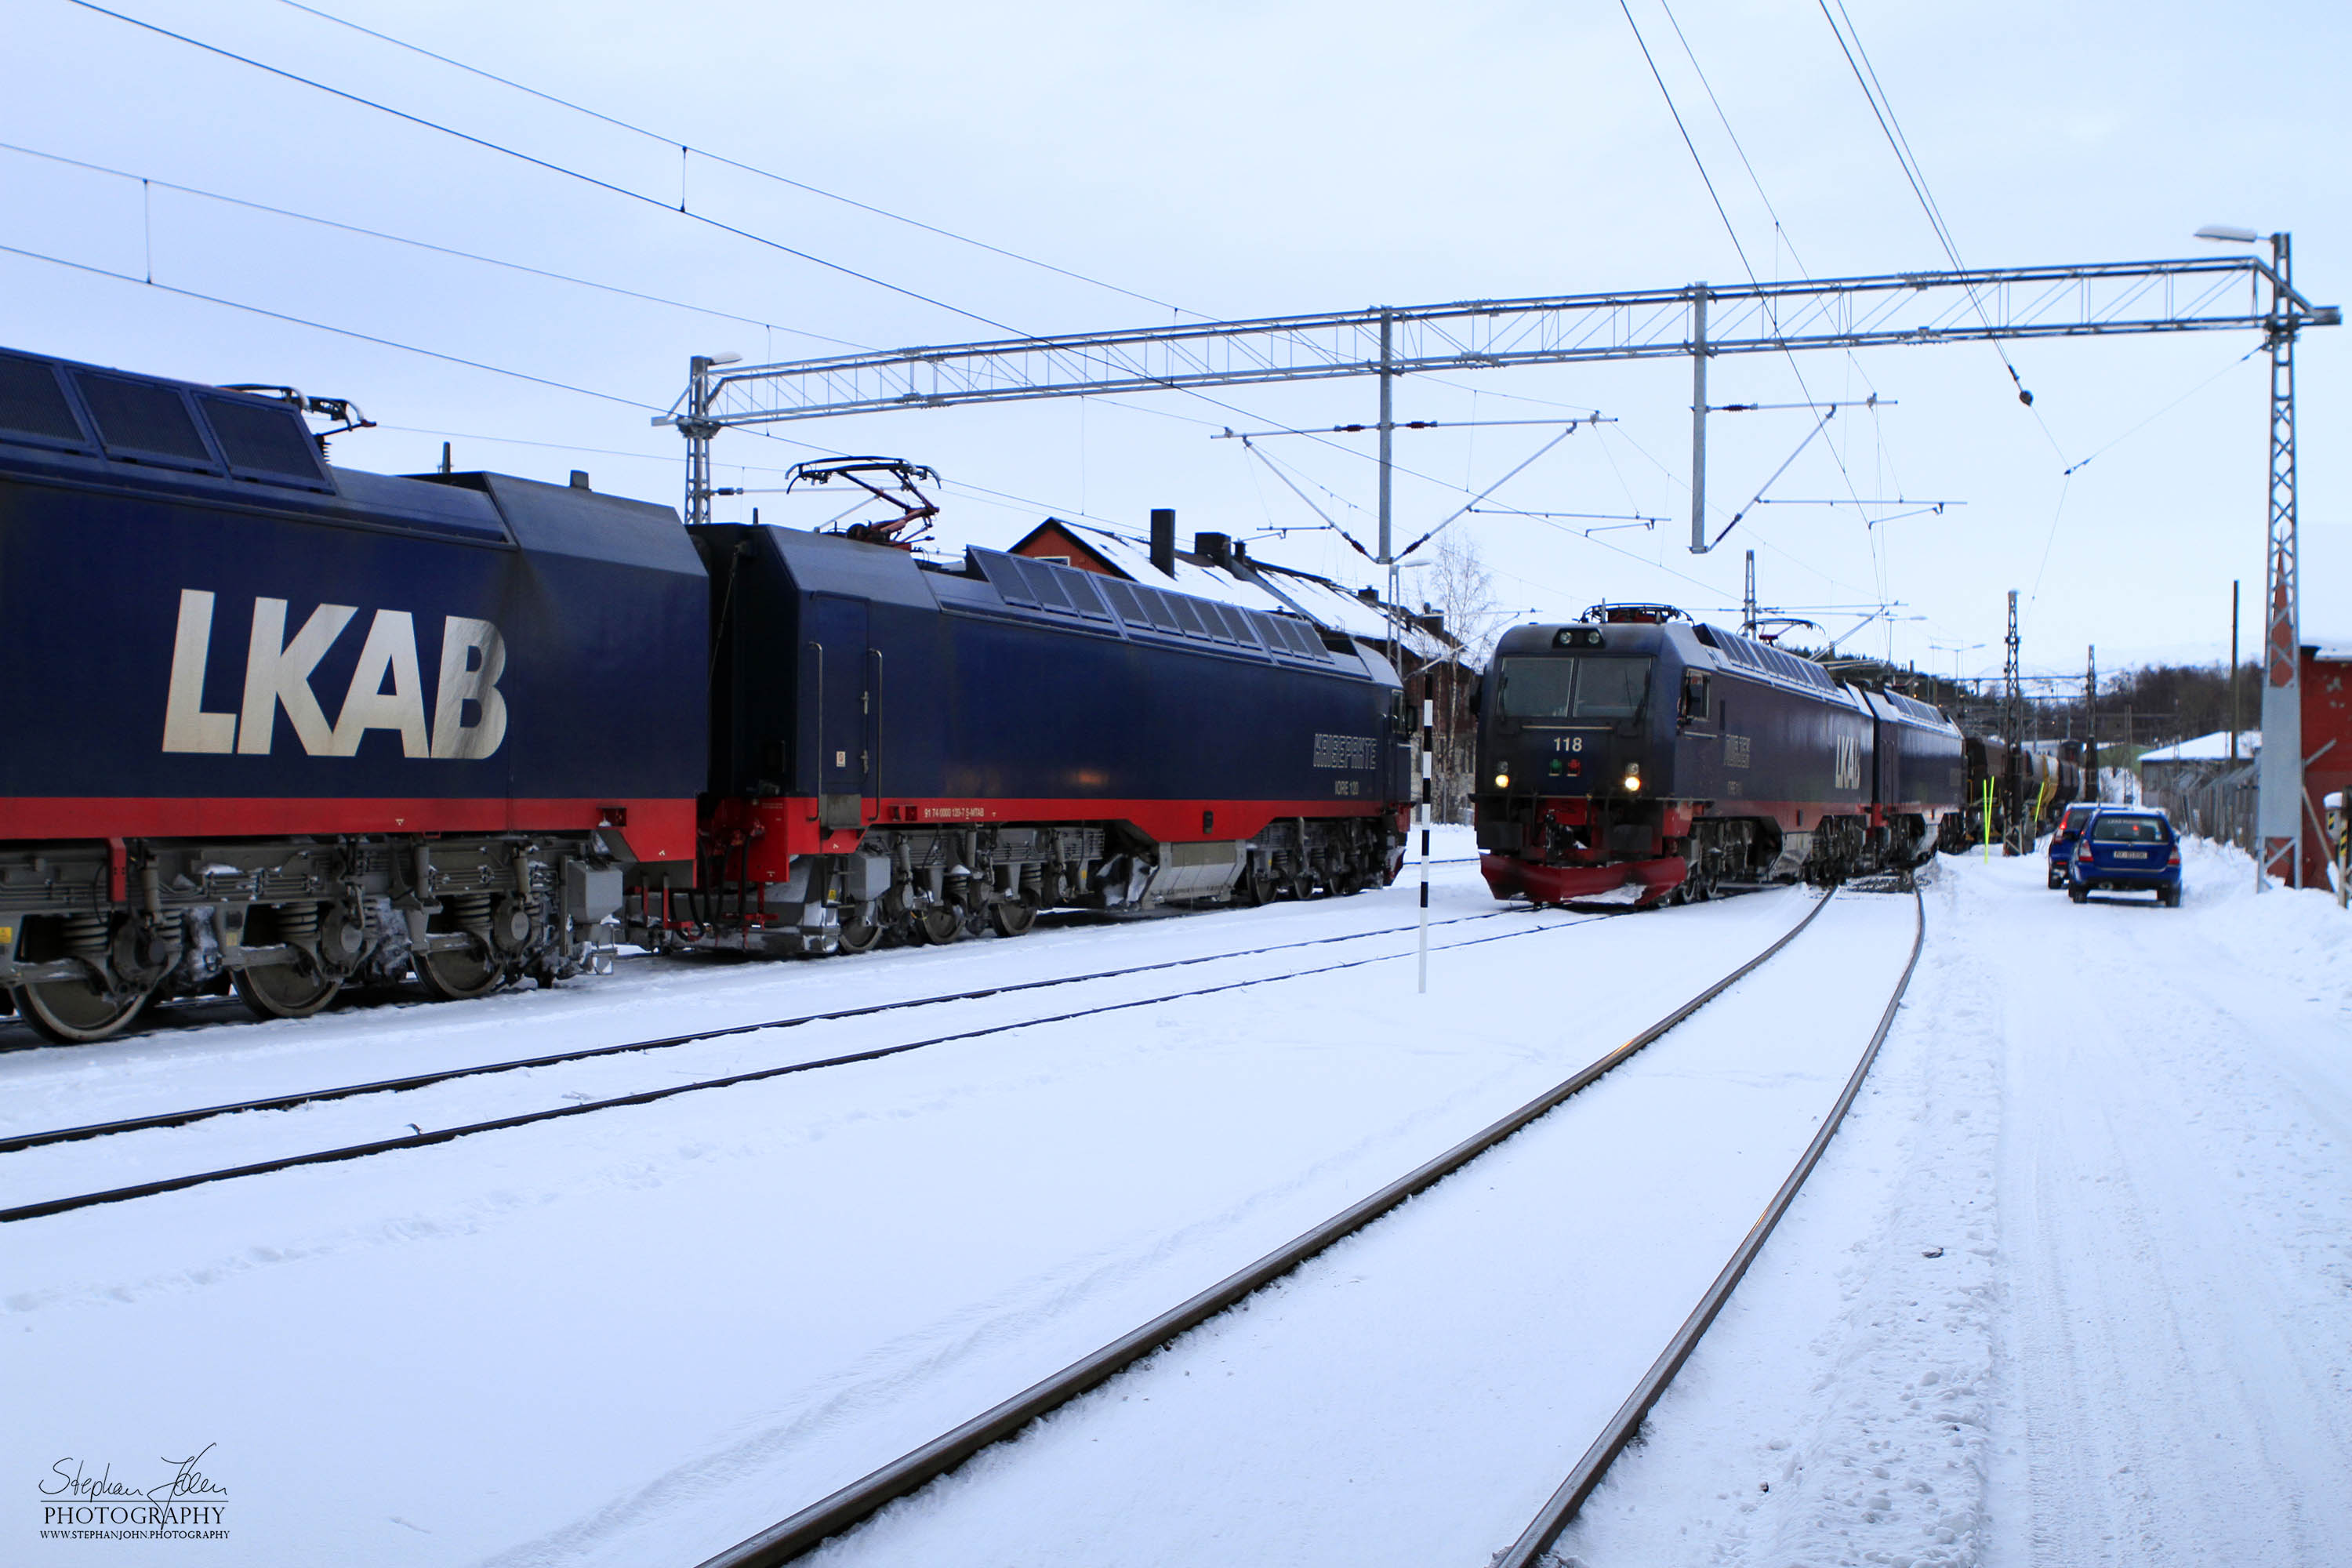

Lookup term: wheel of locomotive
[416,944,506,1001]
[14,976,155,1044]
[989,899,1037,938]
[232,963,343,1020]
[1236,865,1276,907]
[835,914,884,954]
[917,903,966,945]
[1330,866,1364,897]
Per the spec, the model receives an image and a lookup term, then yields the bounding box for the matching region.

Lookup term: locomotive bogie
[0,833,624,1040]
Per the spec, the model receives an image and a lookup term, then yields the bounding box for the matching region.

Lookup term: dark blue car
[2066,808,2183,906]
[2047,800,2100,888]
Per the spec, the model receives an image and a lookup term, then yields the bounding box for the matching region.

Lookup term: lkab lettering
[162,589,507,760]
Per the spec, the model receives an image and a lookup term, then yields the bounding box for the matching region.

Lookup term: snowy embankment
[1562,837,2352,1568]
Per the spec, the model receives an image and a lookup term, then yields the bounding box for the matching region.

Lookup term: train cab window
[1679,670,1710,724]
[1494,657,1577,719]
[1572,659,1650,720]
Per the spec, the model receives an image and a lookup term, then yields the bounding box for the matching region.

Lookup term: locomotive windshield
[1494,656,1650,721]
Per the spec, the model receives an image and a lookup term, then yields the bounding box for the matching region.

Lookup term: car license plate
[2115,850,2147,859]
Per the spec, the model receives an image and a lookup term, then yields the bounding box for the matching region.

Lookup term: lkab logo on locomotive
[159,588,509,760]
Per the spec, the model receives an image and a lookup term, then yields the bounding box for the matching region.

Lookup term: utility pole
[1689,285,1711,554]
[2259,233,2304,890]
[2230,579,2241,767]
[1377,309,1397,638]
[681,354,717,527]
[2004,590,2025,850]
[2087,646,2098,802]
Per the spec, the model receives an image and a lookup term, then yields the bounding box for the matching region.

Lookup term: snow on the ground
[2,831,1809,1566]
[10,826,2347,1567]
[799,890,1917,1568]
[1559,837,2352,1568]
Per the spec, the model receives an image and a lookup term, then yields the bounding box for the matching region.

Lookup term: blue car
[2047,800,2100,888]
[2067,808,2183,906]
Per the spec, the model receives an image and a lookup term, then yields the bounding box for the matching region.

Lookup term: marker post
[1417,697,1433,993]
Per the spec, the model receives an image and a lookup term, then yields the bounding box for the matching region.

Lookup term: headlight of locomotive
[1494,769,1511,789]
[1623,762,1642,793]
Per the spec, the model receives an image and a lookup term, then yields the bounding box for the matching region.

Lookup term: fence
[2143,760,2259,854]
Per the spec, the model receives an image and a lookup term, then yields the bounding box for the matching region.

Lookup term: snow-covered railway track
[1493,885,1925,1566]
[0,908,1606,1225]
[0,868,1496,1054]
[694,887,1911,1568]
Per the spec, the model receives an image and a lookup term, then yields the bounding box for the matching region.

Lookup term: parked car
[2047,800,2101,888]
[2067,808,2183,906]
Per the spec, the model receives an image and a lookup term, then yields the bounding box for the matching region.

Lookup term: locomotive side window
[1572,659,1650,720]
[1679,670,1710,724]
[1494,657,1577,719]
[0,353,89,448]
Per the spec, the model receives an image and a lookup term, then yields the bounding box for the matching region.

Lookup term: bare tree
[1425,531,1507,665]
[1418,532,1507,822]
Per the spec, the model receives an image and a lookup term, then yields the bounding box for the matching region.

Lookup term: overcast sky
[5,0,2343,682]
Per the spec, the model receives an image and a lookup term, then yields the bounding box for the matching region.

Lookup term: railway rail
[692,884,1910,1568]
[0,861,1497,1052]
[0,904,1614,1225]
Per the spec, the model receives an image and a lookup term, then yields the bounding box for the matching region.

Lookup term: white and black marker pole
[1417,696,1433,992]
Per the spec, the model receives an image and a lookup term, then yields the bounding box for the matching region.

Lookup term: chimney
[1149,508,1176,576]
[569,470,591,489]
[1194,531,1231,568]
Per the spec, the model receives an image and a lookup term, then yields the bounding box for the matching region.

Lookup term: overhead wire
[0,140,871,351]
[64,0,1039,339]
[271,0,1198,321]
[1619,1,1880,578]
[79,0,1578,548]
[59,0,1772,603]
[1815,0,2069,463]
[0,239,680,416]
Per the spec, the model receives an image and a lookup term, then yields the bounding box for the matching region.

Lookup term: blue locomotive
[0,346,704,1039]
[0,345,1409,1040]
[669,522,1410,954]
[1473,606,1961,905]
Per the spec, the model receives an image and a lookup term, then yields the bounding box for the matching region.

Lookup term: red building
[2300,644,2352,887]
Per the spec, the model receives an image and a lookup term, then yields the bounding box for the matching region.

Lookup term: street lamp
[1930,641,1985,685]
